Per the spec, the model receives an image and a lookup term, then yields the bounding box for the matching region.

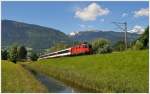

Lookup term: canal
[21,64,88,93]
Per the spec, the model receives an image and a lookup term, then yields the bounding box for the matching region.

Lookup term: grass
[1,60,48,93]
[26,50,149,93]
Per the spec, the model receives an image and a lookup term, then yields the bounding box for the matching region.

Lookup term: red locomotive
[39,43,92,60]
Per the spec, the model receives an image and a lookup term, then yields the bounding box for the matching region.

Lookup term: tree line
[1,45,38,63]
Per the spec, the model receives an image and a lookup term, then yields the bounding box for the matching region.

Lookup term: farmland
[1,61,48,93]
[25,50,149,93]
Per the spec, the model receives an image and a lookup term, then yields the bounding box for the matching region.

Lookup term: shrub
[113,41,125,51]
[97,44,112,54]
[9,45,18,63]
[29,52,38,61]
[1,50,8,60]
[91,38,112,54]
[140,26,149,48]
[133,40,144,50]
[132,26,149,49]
[18,46,27,60]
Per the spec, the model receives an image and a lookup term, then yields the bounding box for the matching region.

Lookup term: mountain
[2,20,71,51]
[69,30,140,44]
[2,20,140,53]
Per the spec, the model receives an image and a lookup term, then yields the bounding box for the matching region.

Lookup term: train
[39,43,92,60]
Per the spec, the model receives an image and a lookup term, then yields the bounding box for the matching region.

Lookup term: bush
[97,44,112,54]
[91,38,112,54]
[9,45,18,63]
[29,52,38,61]
[1,50,8,60]
[133,40,144,50]
[140,26,149,48]
[132,26,149,49]
[18,46,27,60]
[113,41,125,51]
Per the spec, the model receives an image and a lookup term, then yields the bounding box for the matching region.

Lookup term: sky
[2,1,149,34]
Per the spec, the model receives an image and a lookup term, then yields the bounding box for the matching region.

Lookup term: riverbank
[21,64,88,93]
[1,61,48,93]
[2,60,89,93]
[26,50,149,93]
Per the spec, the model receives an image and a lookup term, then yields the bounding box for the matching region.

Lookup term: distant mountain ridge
[69,30,139,44]
[2,20,71,51]
[2,20,139,52]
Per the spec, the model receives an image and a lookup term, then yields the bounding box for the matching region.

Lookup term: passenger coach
[39,43,92,60]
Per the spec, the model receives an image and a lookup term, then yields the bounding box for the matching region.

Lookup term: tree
[139,26,149,48]
[72,41,81,46]
[9,45,18,63]
[132,26,149,49]
[113,41,125,51]
[97,44,112,54]
[91,38,112,54]
[133,40,144,50]
[29,52,38,61]
[18,46,27,60]
[1,49,8,60]
[50,42,68,52]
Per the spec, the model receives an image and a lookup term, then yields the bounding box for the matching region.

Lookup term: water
[31,70,76,93]
[21,64,87,93]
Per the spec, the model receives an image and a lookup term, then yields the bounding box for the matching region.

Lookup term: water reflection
[22,64,86,93]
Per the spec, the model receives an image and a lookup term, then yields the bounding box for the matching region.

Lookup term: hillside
[1,20,71,51]
[2,20,140,52]
[69,30,139,44]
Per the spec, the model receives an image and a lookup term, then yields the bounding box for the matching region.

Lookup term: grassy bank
[26,50,149,93]
[1,61,48,93]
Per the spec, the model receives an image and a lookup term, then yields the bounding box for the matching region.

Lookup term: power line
[112,22,128,50]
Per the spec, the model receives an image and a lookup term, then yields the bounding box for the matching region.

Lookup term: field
[2,50,149,93]
[25,50,149,93]
[1,61,48,93]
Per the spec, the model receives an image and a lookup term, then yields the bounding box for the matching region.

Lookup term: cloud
[128,25,145,34]
[122,13,128,17]
[75,3,110,21]
[134,8,149,17]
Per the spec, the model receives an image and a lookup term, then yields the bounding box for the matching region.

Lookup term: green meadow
[2,50,149,93]
[1,61,48,93]
[26,50,149,93]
